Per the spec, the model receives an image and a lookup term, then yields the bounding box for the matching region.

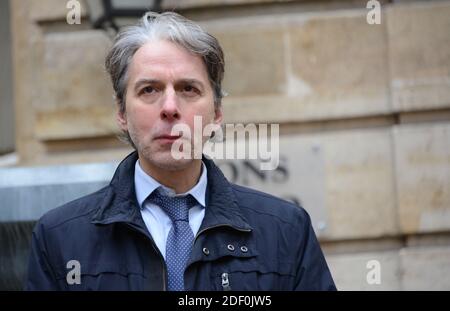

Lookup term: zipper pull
[221,272,231,291]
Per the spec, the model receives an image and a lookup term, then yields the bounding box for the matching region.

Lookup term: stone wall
[6,0,450,290]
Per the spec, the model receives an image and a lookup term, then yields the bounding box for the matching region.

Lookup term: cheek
[197,102,216,122]
[127,104,158,132]
[186,109,216,133]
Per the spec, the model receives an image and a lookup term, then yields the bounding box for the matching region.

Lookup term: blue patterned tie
[150,189,197,291]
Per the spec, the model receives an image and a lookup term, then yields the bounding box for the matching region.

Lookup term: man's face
[118,40,222,171]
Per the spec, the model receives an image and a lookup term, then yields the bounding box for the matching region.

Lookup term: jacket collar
[200,155,252,233]
[91,151,252,233]
[134,158,208,209]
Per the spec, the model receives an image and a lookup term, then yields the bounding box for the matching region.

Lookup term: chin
[142,148,195,172]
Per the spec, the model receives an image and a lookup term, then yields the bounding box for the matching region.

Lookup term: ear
[213,106,223,125]
[116,108,128,131]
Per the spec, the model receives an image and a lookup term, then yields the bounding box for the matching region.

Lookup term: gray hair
[105,11,225,115]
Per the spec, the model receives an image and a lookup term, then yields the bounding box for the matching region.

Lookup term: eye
[182,85,200,95]
[141,86,156,94]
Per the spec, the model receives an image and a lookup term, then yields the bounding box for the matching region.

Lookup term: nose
[160,88,180,122]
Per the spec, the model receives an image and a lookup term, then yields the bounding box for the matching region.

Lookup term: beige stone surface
[31,146,133,166]
[387,2,450,111]
[11,0,46,164]
[35,30,115,140]
[35,107,117,140]
[400,246,450,290]
[394,122,450,234]
[209,9,390,124]
[211,128,398,240]
[327,251,401,290]
[322,128,398,240]
[213,25,286,97]
[211,132,328,237]
[406,233,450,248]
[288,10,390,120]
[329,245,450,290]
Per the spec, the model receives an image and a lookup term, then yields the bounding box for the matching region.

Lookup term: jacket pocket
[54,261,146,290]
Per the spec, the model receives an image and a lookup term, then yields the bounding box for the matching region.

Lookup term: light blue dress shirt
[134,160,207,259]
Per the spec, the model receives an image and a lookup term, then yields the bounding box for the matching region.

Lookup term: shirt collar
[134,159,207,209]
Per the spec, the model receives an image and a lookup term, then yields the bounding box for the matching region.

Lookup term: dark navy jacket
[26,152,336,291]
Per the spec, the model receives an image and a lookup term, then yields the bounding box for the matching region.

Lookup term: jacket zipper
[221,272,231,291]
[195,224,249,291]
[124,223,167,291]
[196,225,250,292]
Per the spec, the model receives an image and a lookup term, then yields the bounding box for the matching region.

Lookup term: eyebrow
[178,79,204,87]
[133,78,205,93]
[133,79,159,93]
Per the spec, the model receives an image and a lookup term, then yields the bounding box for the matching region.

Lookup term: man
[26,12,336,291]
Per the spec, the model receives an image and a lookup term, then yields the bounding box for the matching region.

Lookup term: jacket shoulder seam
[44,188,108,230]
[232,186,306,230]
[46,208,98,231]
[238,204,305,231]
[232,185,299,208]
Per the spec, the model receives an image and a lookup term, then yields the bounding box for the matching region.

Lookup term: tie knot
[150,189,197,222]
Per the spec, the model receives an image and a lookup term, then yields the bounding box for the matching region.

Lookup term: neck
[138,156,202,194]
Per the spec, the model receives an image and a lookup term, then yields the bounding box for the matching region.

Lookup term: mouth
[154,134,183,144]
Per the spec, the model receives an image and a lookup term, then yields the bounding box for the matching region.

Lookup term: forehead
[128,40,209,82]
